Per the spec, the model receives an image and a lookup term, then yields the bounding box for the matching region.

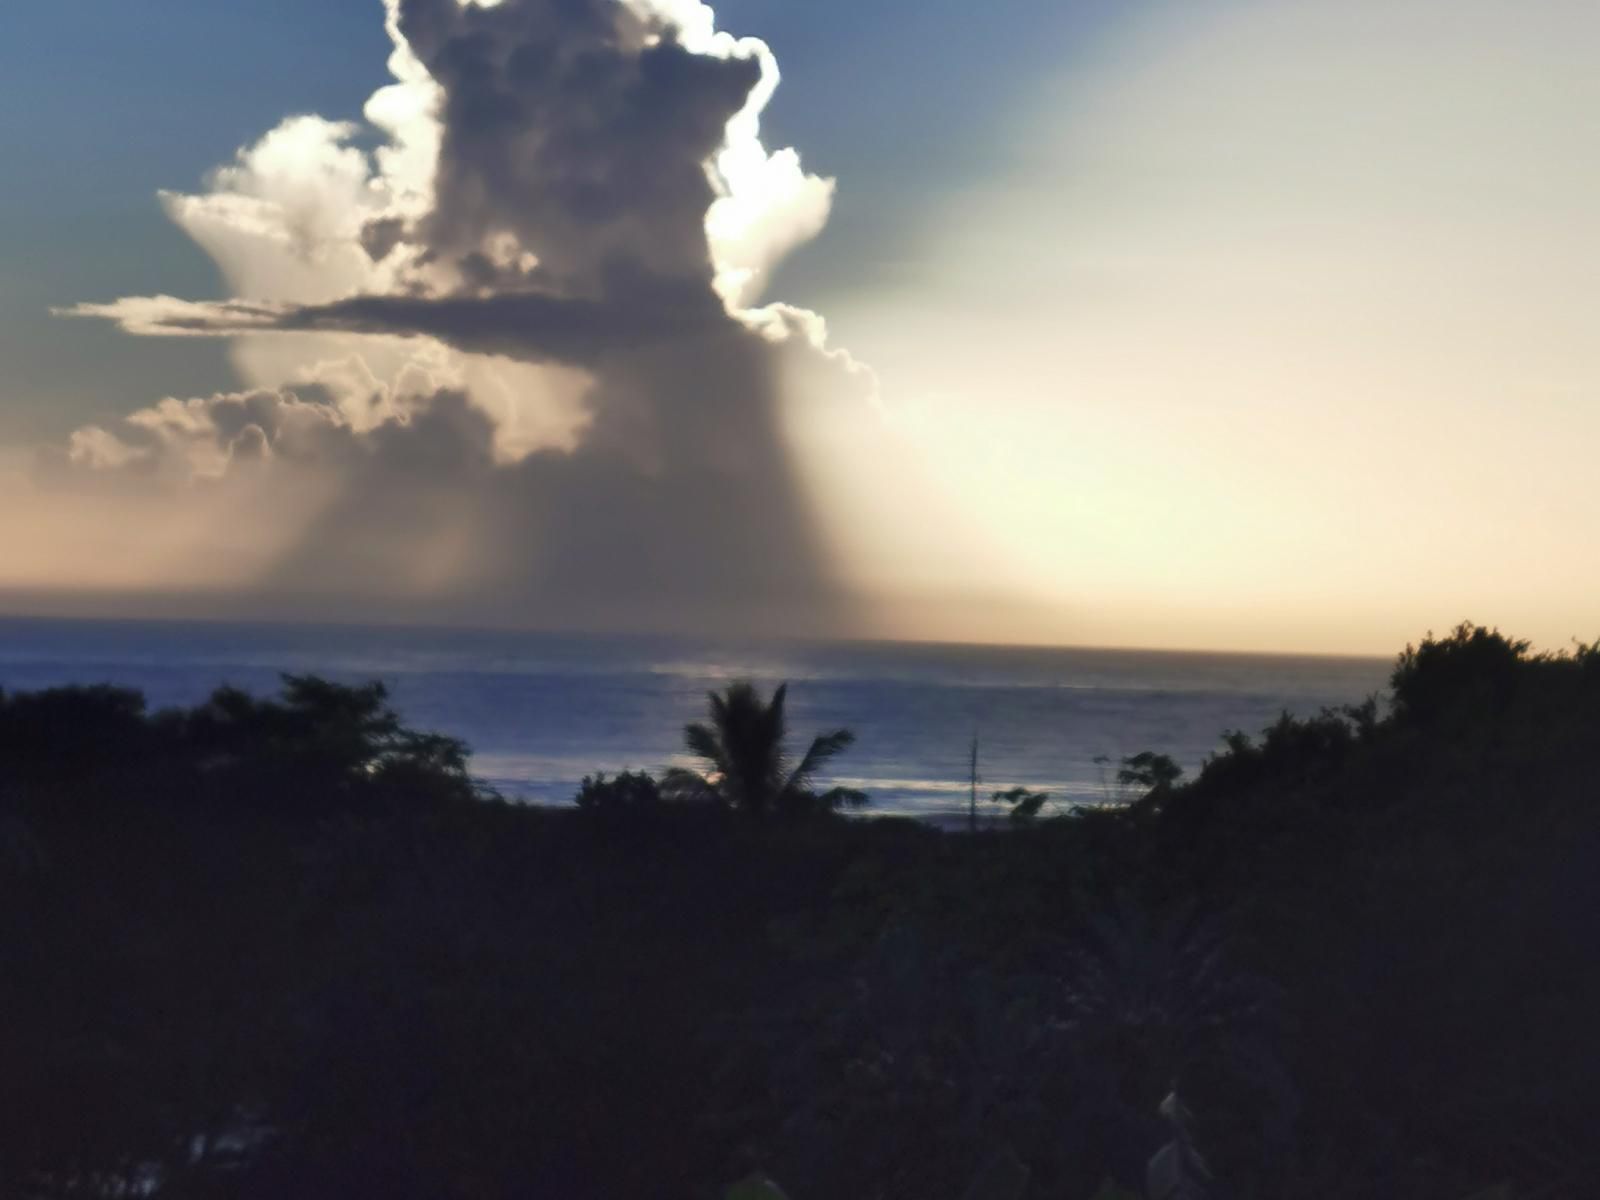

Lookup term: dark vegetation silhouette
[2,625,1597,1198]
[662,681,867,817]
[992,784,1050,822]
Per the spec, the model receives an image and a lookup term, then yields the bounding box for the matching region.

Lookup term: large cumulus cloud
[49,0,882,635]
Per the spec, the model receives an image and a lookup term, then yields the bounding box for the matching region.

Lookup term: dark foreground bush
[2,626,1597,1199]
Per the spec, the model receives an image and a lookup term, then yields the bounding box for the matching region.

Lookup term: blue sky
[1,1,387,439]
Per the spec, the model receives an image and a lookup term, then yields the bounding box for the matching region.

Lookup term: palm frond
[766,683,790,770]
[709,681,780,812]
[782,728,855,798]
[685,681,861,817]
[683,721,727,775]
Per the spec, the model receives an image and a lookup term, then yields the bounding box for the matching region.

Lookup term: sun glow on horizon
[805,0,1600,654]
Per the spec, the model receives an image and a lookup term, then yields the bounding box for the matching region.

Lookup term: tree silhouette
[663,681,866,818]
[991,785,1049,822]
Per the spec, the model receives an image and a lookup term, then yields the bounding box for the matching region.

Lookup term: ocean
[0,617,1389,821]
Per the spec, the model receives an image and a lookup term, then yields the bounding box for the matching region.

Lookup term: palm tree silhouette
[663,681,866,818]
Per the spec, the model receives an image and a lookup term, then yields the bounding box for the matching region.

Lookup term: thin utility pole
[968,735,980,834]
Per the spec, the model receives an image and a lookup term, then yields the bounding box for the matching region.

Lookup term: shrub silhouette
[1390,622,1531,729]
[0,675,482,819]
[4,626,1599,1199]
[0,683,155,789]
[181,674,482,812]
[992,785,1049,822]
[574,768,665,814]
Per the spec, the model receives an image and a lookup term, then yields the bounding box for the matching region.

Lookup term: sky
[0,0,1594,654]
